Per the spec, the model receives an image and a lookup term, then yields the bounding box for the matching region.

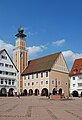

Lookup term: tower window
[20,52,22,57]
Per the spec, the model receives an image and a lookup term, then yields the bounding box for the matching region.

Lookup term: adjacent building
[22,52,69,97]
[69,58,82,97]
[0,49,18,96]
[13,27,28,93]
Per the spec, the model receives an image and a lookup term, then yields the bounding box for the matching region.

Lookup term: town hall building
[13,27,69,97]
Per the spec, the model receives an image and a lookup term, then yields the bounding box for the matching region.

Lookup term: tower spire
[15,26,26,38]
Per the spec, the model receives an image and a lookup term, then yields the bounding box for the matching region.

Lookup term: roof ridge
[29,52,61,62]
[22,52,61,75]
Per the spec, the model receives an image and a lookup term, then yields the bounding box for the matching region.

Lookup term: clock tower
[13,27,28,93]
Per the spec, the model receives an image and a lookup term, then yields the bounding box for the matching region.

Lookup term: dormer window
[80,69,82,73]
[76,65,78,68]
[73,69,78,74]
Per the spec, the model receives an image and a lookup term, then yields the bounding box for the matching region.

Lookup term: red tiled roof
[21,52,61,75]
[69,58,82,76]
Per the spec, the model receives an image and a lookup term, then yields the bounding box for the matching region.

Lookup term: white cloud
[0,40,15,55]
[0,40,47,60]
[27,31,38,37]
[62,50,82,62]
[52,39,65,46]
[62,50,82,70]
[27,45,47,59]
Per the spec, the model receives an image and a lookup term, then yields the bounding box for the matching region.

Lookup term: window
[9,65,13,68]
[1,55,7,60]
[41,81,43,85]
[32,82,34,86]
[73,84,75,87]
[0,63,4,66]
[78,76,82,79]
[1,79,3,84]
[46,81,48,84]
[36,73,38,78]
[36,82,39,85]
[24,76,26,80]
[46,72,48,77]
[5,79,7,84]
[52,80,54,84]
[0,71,2,74]
[58,81,60,85]
[28,83,30,86]
[73,69,77,74]
[78,83,82,86]
[76,65,78,68]
[9,80,11,85]
[80,69,82,73]
[5,64,8,67]
[28,75,30,79]
[3,71,6,75]
[41,72,43,78]
[73,77,75,80]
[32,74,34,79]
[20,52,22,57]
[24,83,26,86]
[12,80,15,85]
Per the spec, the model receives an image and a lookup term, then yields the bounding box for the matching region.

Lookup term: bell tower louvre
[13,27,28,93]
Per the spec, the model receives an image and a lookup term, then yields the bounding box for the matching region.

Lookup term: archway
[52,88,56,95]
[59,88,62,95]
[8,88,14,96]
[72,90,78,97]
[24,89,27,96]
[1,88,7,96]
[29,89,33,96]
[41,88,48,96]
[35,89,39,96]
[81,92,82,97]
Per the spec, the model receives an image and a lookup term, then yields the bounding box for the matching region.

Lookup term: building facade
[69,58,82,97]
[22,52,69,97]
[0,49,18,96]
[13,27,28,93]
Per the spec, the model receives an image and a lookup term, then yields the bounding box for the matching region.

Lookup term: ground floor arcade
[23,87,63,96]
[0,87,17,96]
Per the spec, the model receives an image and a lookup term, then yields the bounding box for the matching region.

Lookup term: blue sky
[0,0,82,70]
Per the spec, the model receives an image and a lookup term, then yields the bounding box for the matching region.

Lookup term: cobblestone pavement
[0,96,82,120]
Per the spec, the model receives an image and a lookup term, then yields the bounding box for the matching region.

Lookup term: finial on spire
[18,26,24,34]
[15,26,26,38]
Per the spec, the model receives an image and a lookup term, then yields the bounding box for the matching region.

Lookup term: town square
[0,96,82,120]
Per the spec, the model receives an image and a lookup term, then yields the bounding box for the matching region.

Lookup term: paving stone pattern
[0,96,82,120]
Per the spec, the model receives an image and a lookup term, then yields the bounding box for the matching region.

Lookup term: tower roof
[15,26,26,38]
